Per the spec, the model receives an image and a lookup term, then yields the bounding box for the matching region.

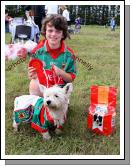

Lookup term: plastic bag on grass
[5,43,28,60]
[24,40,37,53]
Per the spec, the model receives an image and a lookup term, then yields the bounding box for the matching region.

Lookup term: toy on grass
[86,85,117,136]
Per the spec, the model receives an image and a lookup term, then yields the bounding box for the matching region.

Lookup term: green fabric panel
[31,98,44,126]
[13,106,33,123]
[32,44,77,76]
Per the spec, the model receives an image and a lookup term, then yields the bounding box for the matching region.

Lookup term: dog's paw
[13,126,18,132]
[13,121,19,132]
[55,128,62,135]
[42,131,51,140]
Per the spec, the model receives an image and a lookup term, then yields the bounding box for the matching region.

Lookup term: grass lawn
[5,25,120,155]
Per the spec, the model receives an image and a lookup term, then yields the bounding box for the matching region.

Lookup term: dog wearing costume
[13,83,73,140]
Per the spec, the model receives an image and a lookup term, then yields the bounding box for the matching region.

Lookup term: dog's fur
[13,83,73,140]
[39,83,73,140]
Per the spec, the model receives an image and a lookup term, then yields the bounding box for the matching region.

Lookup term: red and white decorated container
[86,86,117,136]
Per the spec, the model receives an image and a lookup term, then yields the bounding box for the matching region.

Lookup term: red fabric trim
[31,122,48,133]
[39,105,45,125]
[67,47,75,55]
[31,39,45,54]
[57,125,63,130]
[37,70,47,86]
[68,73,76,81]
[46,108,54,124]
[46,40,65,59]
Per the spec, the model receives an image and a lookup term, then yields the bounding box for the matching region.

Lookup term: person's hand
[52,65,62,76]
[52,65,72,83]
[9,18,13,22]
[28,66,37,80]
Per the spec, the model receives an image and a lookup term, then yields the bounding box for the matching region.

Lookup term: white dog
[13,83,73,140]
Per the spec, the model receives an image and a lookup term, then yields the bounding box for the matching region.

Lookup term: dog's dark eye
[55,95,58,98]
[94,114,97,121]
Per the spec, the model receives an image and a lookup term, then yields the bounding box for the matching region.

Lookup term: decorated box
[86,85,117,136]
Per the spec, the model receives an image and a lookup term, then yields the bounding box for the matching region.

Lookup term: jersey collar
[45,40,66,53]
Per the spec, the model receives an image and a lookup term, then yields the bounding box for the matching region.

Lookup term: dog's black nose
[47,100,51,105]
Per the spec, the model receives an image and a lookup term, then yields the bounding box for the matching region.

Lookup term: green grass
[5,25,120,155]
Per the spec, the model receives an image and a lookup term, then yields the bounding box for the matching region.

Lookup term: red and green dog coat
[13,95,63,133]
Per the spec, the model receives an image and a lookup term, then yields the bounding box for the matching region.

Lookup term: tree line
[69,5,120,25]
[6,5,120,26]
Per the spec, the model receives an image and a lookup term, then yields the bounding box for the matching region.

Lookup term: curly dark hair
[41,14,69,40]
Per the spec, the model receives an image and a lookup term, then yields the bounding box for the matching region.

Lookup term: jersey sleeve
[65,53,77,81]
[30,39,45,58]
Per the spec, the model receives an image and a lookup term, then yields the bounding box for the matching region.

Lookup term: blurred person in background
[75,15,81,33]
[45,5,58,17]
[5,10,13,33]
[110,17,116,31]
[23,9,40,43]
[25,5,45,31]
[61,6,71,26]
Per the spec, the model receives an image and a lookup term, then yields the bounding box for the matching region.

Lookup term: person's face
[46,23,64,48]
[25,11,30,17]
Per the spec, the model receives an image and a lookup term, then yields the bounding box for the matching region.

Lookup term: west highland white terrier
[13,83,73,140]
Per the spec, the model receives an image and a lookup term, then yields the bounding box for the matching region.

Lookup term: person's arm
[52,65,73,83]
[52,52,77,83]
[5,16,9,22]
[28,40,46,80]
[28,58,37,80]
[31,16,37,26]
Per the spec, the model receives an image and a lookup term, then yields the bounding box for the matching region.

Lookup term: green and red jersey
[31,39,77,86]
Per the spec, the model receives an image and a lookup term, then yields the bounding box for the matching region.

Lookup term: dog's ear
[39,84,46,94]
[63,83,73,96]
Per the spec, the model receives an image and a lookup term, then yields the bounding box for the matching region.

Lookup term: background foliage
[5,5,120,25]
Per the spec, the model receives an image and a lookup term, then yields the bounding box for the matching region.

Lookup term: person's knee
[29,79,43,97]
